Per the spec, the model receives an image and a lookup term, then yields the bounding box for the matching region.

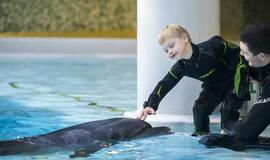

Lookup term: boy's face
[240,41,265,67]
[162,35,189,61]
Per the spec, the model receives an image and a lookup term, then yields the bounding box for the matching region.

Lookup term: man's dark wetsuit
[234,63,270,139]
[144,36,250,133]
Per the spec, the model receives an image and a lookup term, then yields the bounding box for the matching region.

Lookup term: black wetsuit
[144,36,250,133]
[234,63,270,139]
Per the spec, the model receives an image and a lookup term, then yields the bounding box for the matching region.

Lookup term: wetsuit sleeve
[144,62,185,111]
[234,56,250,99]
[222,40,250,99]
[234,76,270,139]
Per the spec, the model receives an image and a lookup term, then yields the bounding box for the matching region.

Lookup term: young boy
[137,24,250,135]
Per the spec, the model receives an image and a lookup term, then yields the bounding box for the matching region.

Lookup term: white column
[125,0,220,122]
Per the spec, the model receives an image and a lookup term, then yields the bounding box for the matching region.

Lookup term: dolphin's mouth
[132,126,173,139]
[167,129,174,134]
[159,127,174,135]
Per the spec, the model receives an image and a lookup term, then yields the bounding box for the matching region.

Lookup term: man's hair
[158,24,191,45]
[240,22,270,55]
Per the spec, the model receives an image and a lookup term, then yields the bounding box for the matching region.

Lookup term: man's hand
[137,106,156,120]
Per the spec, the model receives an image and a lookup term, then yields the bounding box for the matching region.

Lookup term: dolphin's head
[133,126,173,139]
[93,118,172,141]
[114,118,152,139]
[112,118,172,139]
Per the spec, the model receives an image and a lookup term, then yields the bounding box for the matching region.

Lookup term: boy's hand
[137,107,156,120]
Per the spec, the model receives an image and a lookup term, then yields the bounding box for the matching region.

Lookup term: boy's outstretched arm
[137,62,185,120]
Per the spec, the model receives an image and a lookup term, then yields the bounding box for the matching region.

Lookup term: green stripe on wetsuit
[223,42,227,56]
[157,85,163,98]
[234,56,246,96]
[170,70,179,80]
[199,69,216,79]
[223,41,246,96]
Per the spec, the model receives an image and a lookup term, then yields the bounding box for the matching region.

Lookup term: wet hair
[240,22,270,55]
[158,24,191,45]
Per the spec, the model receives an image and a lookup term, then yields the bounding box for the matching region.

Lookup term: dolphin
[0,118,172,158]
[199,133,270,151]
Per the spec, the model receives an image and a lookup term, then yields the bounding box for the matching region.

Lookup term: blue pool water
[0,54,269,160]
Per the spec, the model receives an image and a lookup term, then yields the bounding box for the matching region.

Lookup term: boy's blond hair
[158,24,191,45]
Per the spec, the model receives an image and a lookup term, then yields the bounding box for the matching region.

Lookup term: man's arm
[234,77,270,139]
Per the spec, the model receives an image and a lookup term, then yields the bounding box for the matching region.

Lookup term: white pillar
[125,0,220,122]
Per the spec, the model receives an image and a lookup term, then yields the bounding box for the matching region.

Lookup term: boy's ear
[182,33,189,43]
[260,52,270,61]
[259,52,265,60]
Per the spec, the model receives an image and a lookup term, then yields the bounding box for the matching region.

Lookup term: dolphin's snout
[161,127,174,135]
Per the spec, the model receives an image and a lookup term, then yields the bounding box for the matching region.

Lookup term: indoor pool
[0,54,269,160]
